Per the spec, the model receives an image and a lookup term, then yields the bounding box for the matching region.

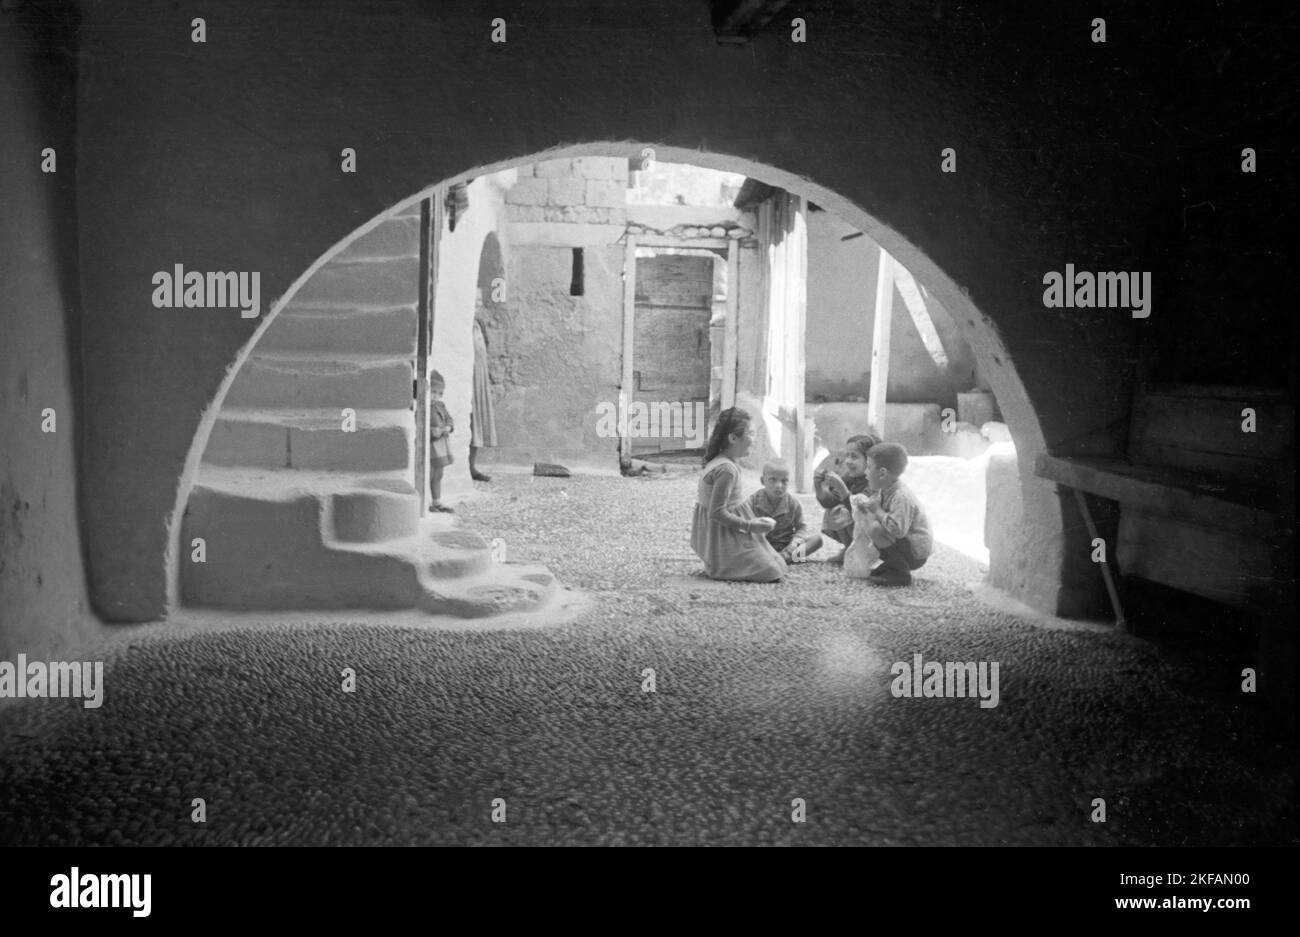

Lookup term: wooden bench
[1036,384,1293,618]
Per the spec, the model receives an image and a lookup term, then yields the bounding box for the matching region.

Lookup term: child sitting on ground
[813,434,881,564]
[748,460,821,563]
[428,370,455,513]
[690,407,786,583]
[850,441,933,586]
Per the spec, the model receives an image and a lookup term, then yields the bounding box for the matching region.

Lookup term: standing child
[853,442,933,585]
[749,460,821,563]
[813,434,881,563]
[428,370,455,513]
[691,408,786,583]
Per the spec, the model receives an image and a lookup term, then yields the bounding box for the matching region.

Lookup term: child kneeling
[852,442,933,586]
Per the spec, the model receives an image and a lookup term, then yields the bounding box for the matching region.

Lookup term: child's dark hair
[429,370,446,390]
[704,407,752,464]
[845,433,881,459]
[867,441,909,475]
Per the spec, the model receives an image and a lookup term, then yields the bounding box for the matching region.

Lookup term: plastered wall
[806,211,977,406]
[0,5,100,661]
[53,0,1291,623]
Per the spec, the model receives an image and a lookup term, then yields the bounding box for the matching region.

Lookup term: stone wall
[485,243,625,467]
[508,157,629,229]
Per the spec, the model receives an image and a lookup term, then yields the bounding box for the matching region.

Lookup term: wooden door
[630,255,713,455]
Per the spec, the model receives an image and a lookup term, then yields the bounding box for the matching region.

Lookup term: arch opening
[174,143,1080,620]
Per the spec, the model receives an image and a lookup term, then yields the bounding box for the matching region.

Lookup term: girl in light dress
[690,408,786,583]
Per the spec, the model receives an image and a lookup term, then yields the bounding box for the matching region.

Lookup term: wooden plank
[619,235,638,466]
[722,238,738,410]
[1118,509,1276,610]
[413,194,437,513]
[867,248,893,436]
[1072,488,1126,629]
[1034,453,1281,535]
[892,262,949,369]
[1144,382,1291,401]
[752,200,772,398]
[1135,394,1291,461]
[789,196,809,492]
[633,235,731,250]
[1128,441,1283,487]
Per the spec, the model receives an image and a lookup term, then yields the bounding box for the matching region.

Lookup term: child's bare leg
[429,464,452,512]
[823,528,849,564]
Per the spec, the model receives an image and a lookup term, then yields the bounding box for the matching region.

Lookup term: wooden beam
[413,193,438,513]
[867,249,893,437]
[892,263,949,370]
[722,238,738,411]
[1118,508,1274,612]
[1073,488,1127,630]
[713,0,791,43]
[1034,453,1281,536]
[752,200,772,399]
[632,235,731,250]
[789,197,809,492]
[619,235,638,467]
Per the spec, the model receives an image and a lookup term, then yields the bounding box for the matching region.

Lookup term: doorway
[630,254,714,458]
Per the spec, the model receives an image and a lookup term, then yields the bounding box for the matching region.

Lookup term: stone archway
[172,144,1083,620]
[75,1,1162,628]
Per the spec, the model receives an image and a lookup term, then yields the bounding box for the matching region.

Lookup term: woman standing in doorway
[469,317,497,482]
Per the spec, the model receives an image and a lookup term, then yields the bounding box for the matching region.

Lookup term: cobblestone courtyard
[1,468,1293,846]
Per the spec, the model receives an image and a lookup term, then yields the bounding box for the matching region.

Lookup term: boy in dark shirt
[748,460,817,563]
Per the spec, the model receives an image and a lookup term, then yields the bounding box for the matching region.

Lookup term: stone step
[259,304,418,355]
[291,256,419,307]
[196,464,416,497]
[417,564,558,618]
[332,215,420,263]
[193,465,419,541]
[183,464,559,619]
[224,352,413,410]
[204,407,412,472]
[342,523,495,578]
[181,483,422,610]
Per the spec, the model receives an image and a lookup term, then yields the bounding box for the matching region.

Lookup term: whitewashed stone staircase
[181,210,556,616]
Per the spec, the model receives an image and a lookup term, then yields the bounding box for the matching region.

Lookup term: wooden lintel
[631,235,731,251]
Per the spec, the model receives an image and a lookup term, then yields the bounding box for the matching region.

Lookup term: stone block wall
[481,243,625,467]
[507,157,629,228]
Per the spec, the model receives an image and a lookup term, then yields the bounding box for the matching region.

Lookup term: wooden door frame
[619,238,734,462]
[415,187,444,511]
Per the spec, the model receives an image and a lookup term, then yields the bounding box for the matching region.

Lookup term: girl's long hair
[704,407,752,465]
